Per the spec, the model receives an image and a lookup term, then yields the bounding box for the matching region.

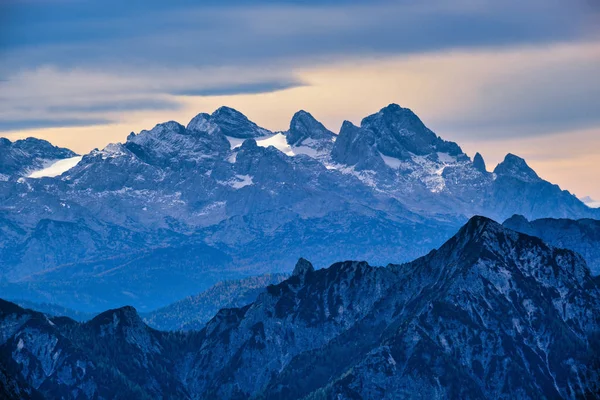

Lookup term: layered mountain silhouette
[0,104,598,311]
[1,218,598,399]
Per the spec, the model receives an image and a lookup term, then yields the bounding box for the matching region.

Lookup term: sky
[1,0,599,198]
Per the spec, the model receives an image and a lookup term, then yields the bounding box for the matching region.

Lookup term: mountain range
[1,217,598,399]
[1,104,598,312]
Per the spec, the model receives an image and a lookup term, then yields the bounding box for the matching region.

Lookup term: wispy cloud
[46,99,182,114]
[172,80,305,97]
[2,0,597,72]
[0,118,113,132]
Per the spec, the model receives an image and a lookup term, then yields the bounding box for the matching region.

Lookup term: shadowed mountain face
[0,104,598,311]
[1,218,599,399]
[504,214,600,276]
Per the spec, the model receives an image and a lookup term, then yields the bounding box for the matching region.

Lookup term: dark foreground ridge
[1,217,599,399]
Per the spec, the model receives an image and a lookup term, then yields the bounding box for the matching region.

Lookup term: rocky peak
[0,137,78,176]
[502,214,530,228]
[458,215,503,240]
[417,215,511,272]
[472,152,487,173]
[11,137,76,155]
[356,104,464,160]
[331,121,379,168]
[123,117,229,166]
[493,153,540,182]
[211,106,271,139]
[361,103,428,135]
[186,112,221,135]
[287,110,335,146]
[128,121,187,144]
[88,305,146,335]
[292,257,314,278]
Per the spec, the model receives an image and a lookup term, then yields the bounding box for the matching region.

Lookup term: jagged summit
[472,152,487,173]
[456,215,504,240]
[148,121,187,135]
[186,112,220,135]
[89,305,144,330]
[331,120,380,169]
[292,257,314,278]
[360,103,464,159]
[361,103,425,130]
[211,106,271,138]
[287,110,335,146]
[503,213,530,225]
[494,153,540,182]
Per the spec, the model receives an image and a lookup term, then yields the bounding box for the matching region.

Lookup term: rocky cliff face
[2,218,598,399]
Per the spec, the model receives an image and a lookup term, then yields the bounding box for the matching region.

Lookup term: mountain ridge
[1,217,598,399]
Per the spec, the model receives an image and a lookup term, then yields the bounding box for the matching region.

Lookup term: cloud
[1,0,597,74]
[0,118,113,132]
[0,65,305,130]
[46,98,182,113]
[1,0,599,133]
[172,80,304,97]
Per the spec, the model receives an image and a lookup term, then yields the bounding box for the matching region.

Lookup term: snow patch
[225,136,245,149]
[227,152,238,163]
[411,155,446,193]
[28,156,83,178]
[231,175,253,189]
[196,201,226,216]
[379,152,402,169]
[256,133,294,156]
[219,175,254,189]
[337,166,378,188]
[229,134,327,160]
[293,144,320,158]
[437,152,456,163]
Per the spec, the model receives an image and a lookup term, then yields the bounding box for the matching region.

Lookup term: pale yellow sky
[4,42,600,199]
